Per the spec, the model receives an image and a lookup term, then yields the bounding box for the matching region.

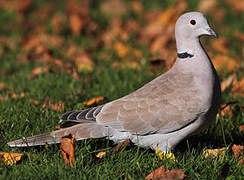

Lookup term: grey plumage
[8,12,221,152]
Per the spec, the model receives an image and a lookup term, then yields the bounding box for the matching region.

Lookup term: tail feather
[8,123,108,147]
[7,133,60,147]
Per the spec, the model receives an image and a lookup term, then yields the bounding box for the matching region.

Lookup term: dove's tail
[8,123,109,147]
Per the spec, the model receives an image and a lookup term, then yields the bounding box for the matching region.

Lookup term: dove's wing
[96,66,204,135]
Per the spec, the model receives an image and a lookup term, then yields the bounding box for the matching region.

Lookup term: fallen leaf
[42,97,64,112]
[131,1,143,14]
[114,42,130,58]
[52,13,67,34]
[146,166,187,180]
[155,146,176,162]
[29,66,50,79]
[232,78,244,97]
[111,139,131,153]
[198,0,217,13]
[212,55,239,72]
[96,151,106,158]
[74,52,94,72]
[29,98,40,105]
[0,83,7,90]
[0,0,31,13]
[100,0,127,17]
[219,100,239,117]
[221,74,237,92]
[232,144,244,164]
[69,13,83,35]
[234,31,244,42]
[60,134,75,167]
[203,147,227,160]
[0,152,24,166]
[83,96,104,106]
[211,37,228,54]
[226,0,244,13]
[239,125,244,131]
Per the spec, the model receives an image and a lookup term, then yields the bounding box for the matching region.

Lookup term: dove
[8,12,221,152]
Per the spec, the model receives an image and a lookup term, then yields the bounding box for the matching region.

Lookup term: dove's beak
[206,27,218,38]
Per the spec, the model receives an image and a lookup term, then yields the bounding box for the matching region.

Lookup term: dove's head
[175,12,217,40]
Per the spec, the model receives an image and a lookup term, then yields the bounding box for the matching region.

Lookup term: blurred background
[0,0,243,116]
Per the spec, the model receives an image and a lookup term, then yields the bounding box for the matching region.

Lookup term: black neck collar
[177,52,194,59]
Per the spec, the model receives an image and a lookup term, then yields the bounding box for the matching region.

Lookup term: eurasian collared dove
[8,12,221,152]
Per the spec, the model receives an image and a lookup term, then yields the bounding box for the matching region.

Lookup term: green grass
[0,0,244,179]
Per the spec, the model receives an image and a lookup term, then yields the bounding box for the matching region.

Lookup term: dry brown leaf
[23,34,63,51]
[0,96,8,101]
[211,37,228,54]
[233,31,244,42]
[0,0,31,13]
[131,1,143,14]
[111,139,131,153]
[221,74,237,92]
[96,151,106,158]
[60,135,75,167]
[100,0,127,17]
[212,55,239,72]
[146,166,187,180]
[42,97,64,112]
[226,0,244,12]
[29,66,49,79]
[74,52,94,72]
[219,101,239,117]
[198,0,217,13]
[83,96,104,106]
[232,144,244,164]
[150,35,171,54]
[239,125,244,131]
[52,13,67,34]
[0,83,7,90]
[203,147,227,160]
[29,98,40,105]
[114,42,130,58]
[0,152,24,166]
[69,14,83,35]
[232,78,244,97]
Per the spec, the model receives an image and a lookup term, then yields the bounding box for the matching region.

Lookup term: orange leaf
[146,166,187,180]
[74,52,94,72]
[29,66,49,79]
[42,97,64,112]
[0,83,7,90]
[69,13,83,35]
[232,78,244,97]
[211,37,228,54]
[83,96,104,106]
[212,55,239,72]
[203,147,227,160]
[96,152,106,158]
[198,0,216,13]
[29,98,40,105]
[114,42,130,58]
[100,0,127,17]
[239,125,244,131]
[0,152,24,165]
[111,139,131,153]
[221,74,237,92]
[232,144,244,164]
[219,101,239,118]
[60,135,75,167]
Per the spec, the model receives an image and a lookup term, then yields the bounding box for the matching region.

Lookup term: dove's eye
[190,20,196,25]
